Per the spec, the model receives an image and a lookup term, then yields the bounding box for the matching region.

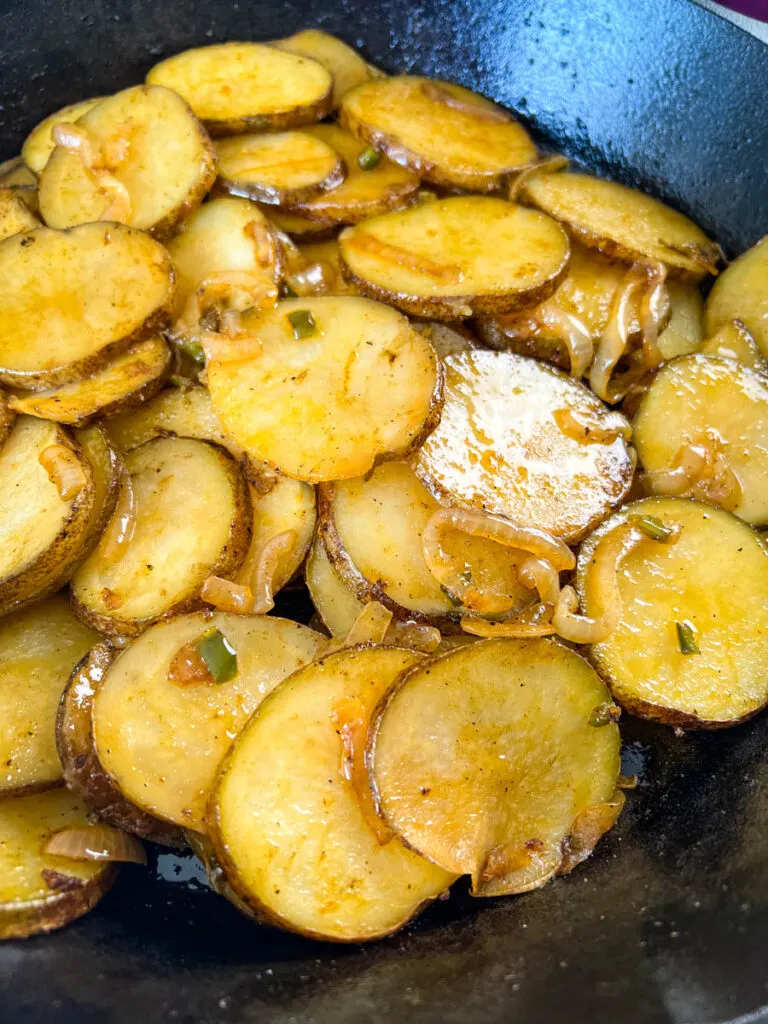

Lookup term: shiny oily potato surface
[705,236,768,359]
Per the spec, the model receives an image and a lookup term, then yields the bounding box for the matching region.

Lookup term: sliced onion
[421,81,512,123]
[537,304,593,378]
[387,621,441,653]
[250,529,297,615]
[461,604,556,638]
[98,175,132,222]
[644,443,709,496]
[51,121,132,221]
[201,575,254,613]
[99,467,137,563]
[52,123,96,166]
[38,444,88,500]
[639,259,668,369]
[643,432,741,511]
[553,407,632,446]
[330,695,393,844]
[346,232,464,284]
[287,259,338,296]
[326,601,393,653]
[590,265,647,403]
[45,825,146,864]
[272,228,304,276]
[517,555,561,606]
[244,218,279,272]
[506,154,570,202]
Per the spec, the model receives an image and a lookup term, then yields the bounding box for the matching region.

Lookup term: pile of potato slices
[1,29,767,945]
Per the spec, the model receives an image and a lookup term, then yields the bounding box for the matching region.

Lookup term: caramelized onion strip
[45,825,146,864]
[590,265,647,402]
[250,529,297,615]
[537,305,593,379]
[99,466,137,563]
[201,576,254,614]
[38,444,88,500]
[639,259,668,369]
[51,122,132,222]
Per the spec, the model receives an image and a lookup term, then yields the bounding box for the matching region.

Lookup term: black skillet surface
[1,2,768,1022]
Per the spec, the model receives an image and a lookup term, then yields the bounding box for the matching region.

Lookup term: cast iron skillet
[1,1,767,1022]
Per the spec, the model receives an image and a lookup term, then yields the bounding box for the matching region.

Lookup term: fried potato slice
[0,157,37,189]
[340,76,536,191]
[21,97,104,173]
[0,389,15,450]
[273,29,379,108]
[0,788,117,939]
[74,425,125,546]
[0,187,40,241]
[577,497,768,728]
[296,238,356,295]
[634,354,768,525]
[93,612,325,831]
[412,321,478,360]
[207,296,442,482]
[369,637,622,894]
[657,280,705,360]
[0,223,174,390]
[0,595,98,796]
[71,436,251,635]
[290,124,420,224]
[339,197,569,319]
[209,645,455,941]
[0,417,95,616]
[521,172,722,279]
[261,204,337,240]
[39,85,216,239]
[147,43,333,135]
[215,131,345,207]
[705,236,768,359]
[699,320,767,371]
[415,351,634,542]
[8,337,171,426]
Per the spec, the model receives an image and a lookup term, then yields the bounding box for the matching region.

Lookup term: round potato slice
[0,788,117,939]
[207,296,442,482]
[73,425,123,546]
[699,320,768,371]
[261,204,337,240]
[93,613,325,832]
[413,321,478,361]
[0,186,40,241]
[0,389,15,449]
[290,124,420,224]
[414,351,634,542]
[521,172,722,279]
[577,497,768,728]
[272,29,378,108]
[39,85,216,239]
[340,76,536,192]
[369,638,622,895]
[8,336,171,426]
[215,131,345,207]
[657,280,705,361]
[146,43,333,135]
[634,354,768,525]
[339,197,570,319]
[0,156,37,189]
[0,223,174,391]
[209,644,455,941]
[705,236,768,359]
[0,595,98,796]
[0,417,95,616]
[71,436,251,635]
[21,97,104,174]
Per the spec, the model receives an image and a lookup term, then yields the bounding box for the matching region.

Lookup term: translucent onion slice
[536,305,594,379]
[553,407,632,446]
[250,529,297,614]
[98,466,137,563]
[460,605,556,638]
[590,265,647,402]
[201,575,254,613]
[639,259,668,368]
[643,432,743,512]
[38,443,89,500]
[44,825,146,864]
[51,123,132,223]
[330,694,393,844]
[325,600,393,653]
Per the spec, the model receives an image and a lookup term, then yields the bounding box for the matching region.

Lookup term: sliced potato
[339,197,569,319]
[699,320,767,371]
[146,43,333,135]
[521,172,721,279]
[291,124,420,224]
[369,638,622,893]
[0,223,174,390]
[0,390,15,450]
[0,788,117,939]
[0,417,95,616]
[413,321,478,360]
[209,645,455,941]
[415,351,634,542]
[273,29,378,107]
[261,204,337,240]
[296,238,356,295]
[657,280,705,360]
[705,236,768,358]
[21,97,104,174]
[577,497,768,728]
[73,425,123,546]
[207,296,442,482]
[0,595,98,796]
[8,336,171,426]
[0,187,40,241]
[39,85,216,239]
[71,436,251,634]
[57,642,185,845]
[0,157,37,189]
[634,354,768,525]
[216,131,345,207]
[93,612,325,831]
[340,76,536,192]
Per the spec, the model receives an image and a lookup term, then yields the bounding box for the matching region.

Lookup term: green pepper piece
[197,628,238,682]
[675,620,699,655]
[357,145,381,170]
[288,309,317,339]
[630,515,676,543]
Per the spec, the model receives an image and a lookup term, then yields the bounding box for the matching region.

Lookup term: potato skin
[146,108,217,242]
[203,90,334,138]
[57,643,186,845]
[0,861,118,941]
[0,390,15,449]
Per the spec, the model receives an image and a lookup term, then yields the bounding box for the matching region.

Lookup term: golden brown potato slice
[296,238,356,295]
[93,612,325,831]
[0,389,15,449]
[0,595,98,796]
[57,641,187,846]
[339,197,569,319]
[8,336,171,426]
[261,204,337,240]
[209,644,455,941]
[369,637,622,894]
[215,131,345,207]
[705,236,768,358]
[273,29,379,107]
[73,425,123,546]
[577,497,768,728]
[290,124,420,224]
[207,296,442,482]
[340,76,536,191]
[0,788,117,939]
[634,354,768,525]
[21,97,105,173]
[146,43,333,135]
[415,351,634,542]
[71,436,251,635]
[0,187,40,240]
[39,85,216,239]
[699,320,767,371]
[0,223,174,390]
[0,417,95,616]
[521,172,722,279]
